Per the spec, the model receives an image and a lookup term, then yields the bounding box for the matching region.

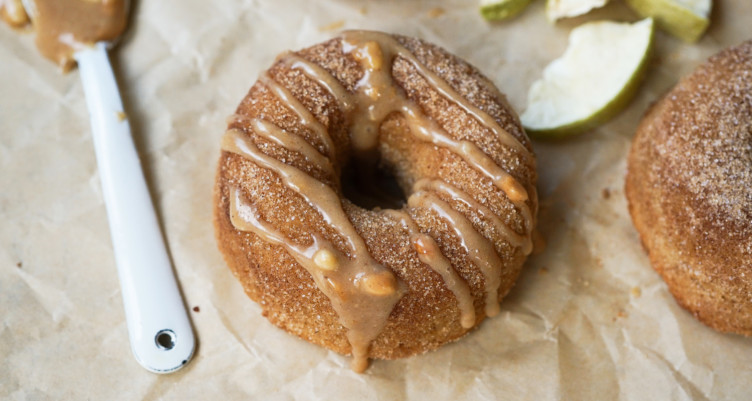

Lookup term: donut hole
[339,116,412,211]
[341,159,406,210]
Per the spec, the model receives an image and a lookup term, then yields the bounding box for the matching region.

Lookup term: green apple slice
[546,0,610,21]
[480,0,532,21]
[625,0,710,42]
[521,18,655,138]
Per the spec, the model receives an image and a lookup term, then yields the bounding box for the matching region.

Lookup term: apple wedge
[521,18,655,137]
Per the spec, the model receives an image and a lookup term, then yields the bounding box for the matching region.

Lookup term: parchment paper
[2,0,751,399]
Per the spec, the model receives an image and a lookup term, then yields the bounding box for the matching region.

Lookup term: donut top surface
[639,41,752,246]
[218,30,536,371]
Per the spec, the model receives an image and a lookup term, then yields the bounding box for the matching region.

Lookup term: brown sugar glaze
[0,0,28,28]
[220,31,536,372]
[1,0,127,71]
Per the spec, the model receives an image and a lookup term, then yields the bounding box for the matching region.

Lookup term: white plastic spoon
[75,43,195,373]
[19,0,195,373]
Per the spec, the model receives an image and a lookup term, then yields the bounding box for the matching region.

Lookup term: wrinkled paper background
[2,0,752,399]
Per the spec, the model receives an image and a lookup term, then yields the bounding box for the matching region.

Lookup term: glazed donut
[626,40,752,336]
[214,31,537,371]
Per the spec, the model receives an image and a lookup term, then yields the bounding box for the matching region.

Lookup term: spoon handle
[75,42,195,373]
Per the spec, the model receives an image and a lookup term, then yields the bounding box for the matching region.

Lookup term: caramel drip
[408,191,503,317]
[413,178,533,255]
[259,73,336,159]
[222,129,404,372]
[386,45,530,162]
[229,187,329,260]
[228,115,335,177]
[340,32,533,233]
[281,36,533,231]
[384,210,476,328]
[279,53,355,112]
[401,108,531,208]
[342,30,531,160]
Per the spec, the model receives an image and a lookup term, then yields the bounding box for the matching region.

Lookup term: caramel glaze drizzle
[413,178,533,255]
[227,115,336,178]
[384,209,477,328]
[258,73,337,159]
[223,128,405,373]
[278,53,356,112]
[14,0,128,72]
[222,30,535,372]
[407,190,504,317]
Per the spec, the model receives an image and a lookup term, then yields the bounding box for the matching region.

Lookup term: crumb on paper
[631,287,642,298]
[594,257,604,268]
[538,267,548,275]
[115,111,127,122]
[193,306,200,312]
[319,20,345,32]
[16,261,22,268]
[602,188,611,199]
[427,7,445,18]
[612,310,628,322]
[359,6,367,15]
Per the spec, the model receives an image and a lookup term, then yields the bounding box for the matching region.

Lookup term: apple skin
[522,19,656,139]
[480,0,533,21]
[625,0,710,43]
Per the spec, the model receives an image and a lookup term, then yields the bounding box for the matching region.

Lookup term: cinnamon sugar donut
[626,40,752,336]
[214,31,537,371]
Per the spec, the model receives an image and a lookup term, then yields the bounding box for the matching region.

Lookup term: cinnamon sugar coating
[214,33,537,361]
[626,40,752,336]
